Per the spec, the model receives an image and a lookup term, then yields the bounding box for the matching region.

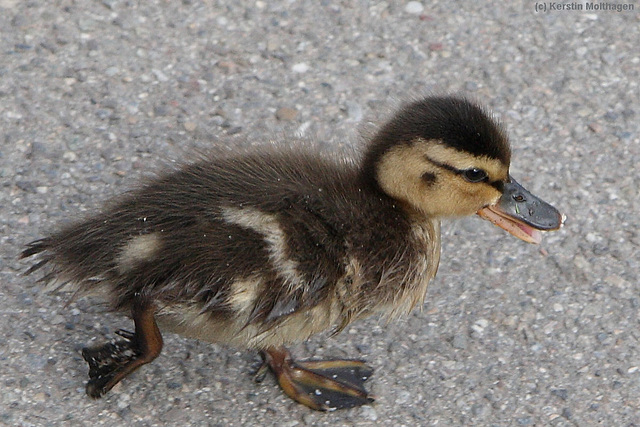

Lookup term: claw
[114,329,135,340]
[253,362,270,383]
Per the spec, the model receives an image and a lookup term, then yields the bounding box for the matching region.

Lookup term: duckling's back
[23,147,439,348]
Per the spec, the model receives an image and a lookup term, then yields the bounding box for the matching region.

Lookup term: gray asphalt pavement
[2,1,639,425]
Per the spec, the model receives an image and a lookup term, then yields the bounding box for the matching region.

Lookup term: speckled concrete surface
[2,1,639,426]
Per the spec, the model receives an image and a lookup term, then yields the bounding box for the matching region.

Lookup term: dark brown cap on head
[363,97,511,177]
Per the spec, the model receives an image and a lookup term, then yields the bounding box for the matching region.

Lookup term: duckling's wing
[218,190,350,326]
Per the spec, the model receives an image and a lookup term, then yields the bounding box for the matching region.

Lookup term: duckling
[22,96,563,411]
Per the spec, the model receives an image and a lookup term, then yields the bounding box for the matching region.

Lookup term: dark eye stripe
[424,155,503,188]
[423,155,460,174]
[423,155,485,177]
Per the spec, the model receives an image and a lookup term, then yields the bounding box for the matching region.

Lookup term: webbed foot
[260,346,374,411]
[81,300,163,398]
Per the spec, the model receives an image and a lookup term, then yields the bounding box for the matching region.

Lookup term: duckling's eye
[462,168,488,183]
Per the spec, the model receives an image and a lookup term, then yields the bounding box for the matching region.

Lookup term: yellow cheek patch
[375,144,430,205]
[375,139,509,218]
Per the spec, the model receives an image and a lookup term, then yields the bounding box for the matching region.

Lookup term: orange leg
[260,346,374,411]
[82,299,163,398]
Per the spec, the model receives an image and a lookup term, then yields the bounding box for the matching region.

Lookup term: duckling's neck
[358,139,388,192]
[355,160,433,223]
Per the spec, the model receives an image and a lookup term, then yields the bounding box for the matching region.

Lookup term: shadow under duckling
[22,96,563,411]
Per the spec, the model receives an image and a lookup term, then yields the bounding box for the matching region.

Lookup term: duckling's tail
[21,238,54,276]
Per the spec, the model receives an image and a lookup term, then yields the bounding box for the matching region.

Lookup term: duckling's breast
[336,216,441,324]
[386,217,441,317]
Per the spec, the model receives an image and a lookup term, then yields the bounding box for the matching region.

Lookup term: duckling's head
[363,96,563,243]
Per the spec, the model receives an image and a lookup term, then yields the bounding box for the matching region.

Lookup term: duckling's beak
[477,176,564,244]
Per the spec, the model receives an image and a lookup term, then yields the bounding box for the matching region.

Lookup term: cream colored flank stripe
[221,206,304,291]
[227,277,262,314]
[117,233,162,273]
